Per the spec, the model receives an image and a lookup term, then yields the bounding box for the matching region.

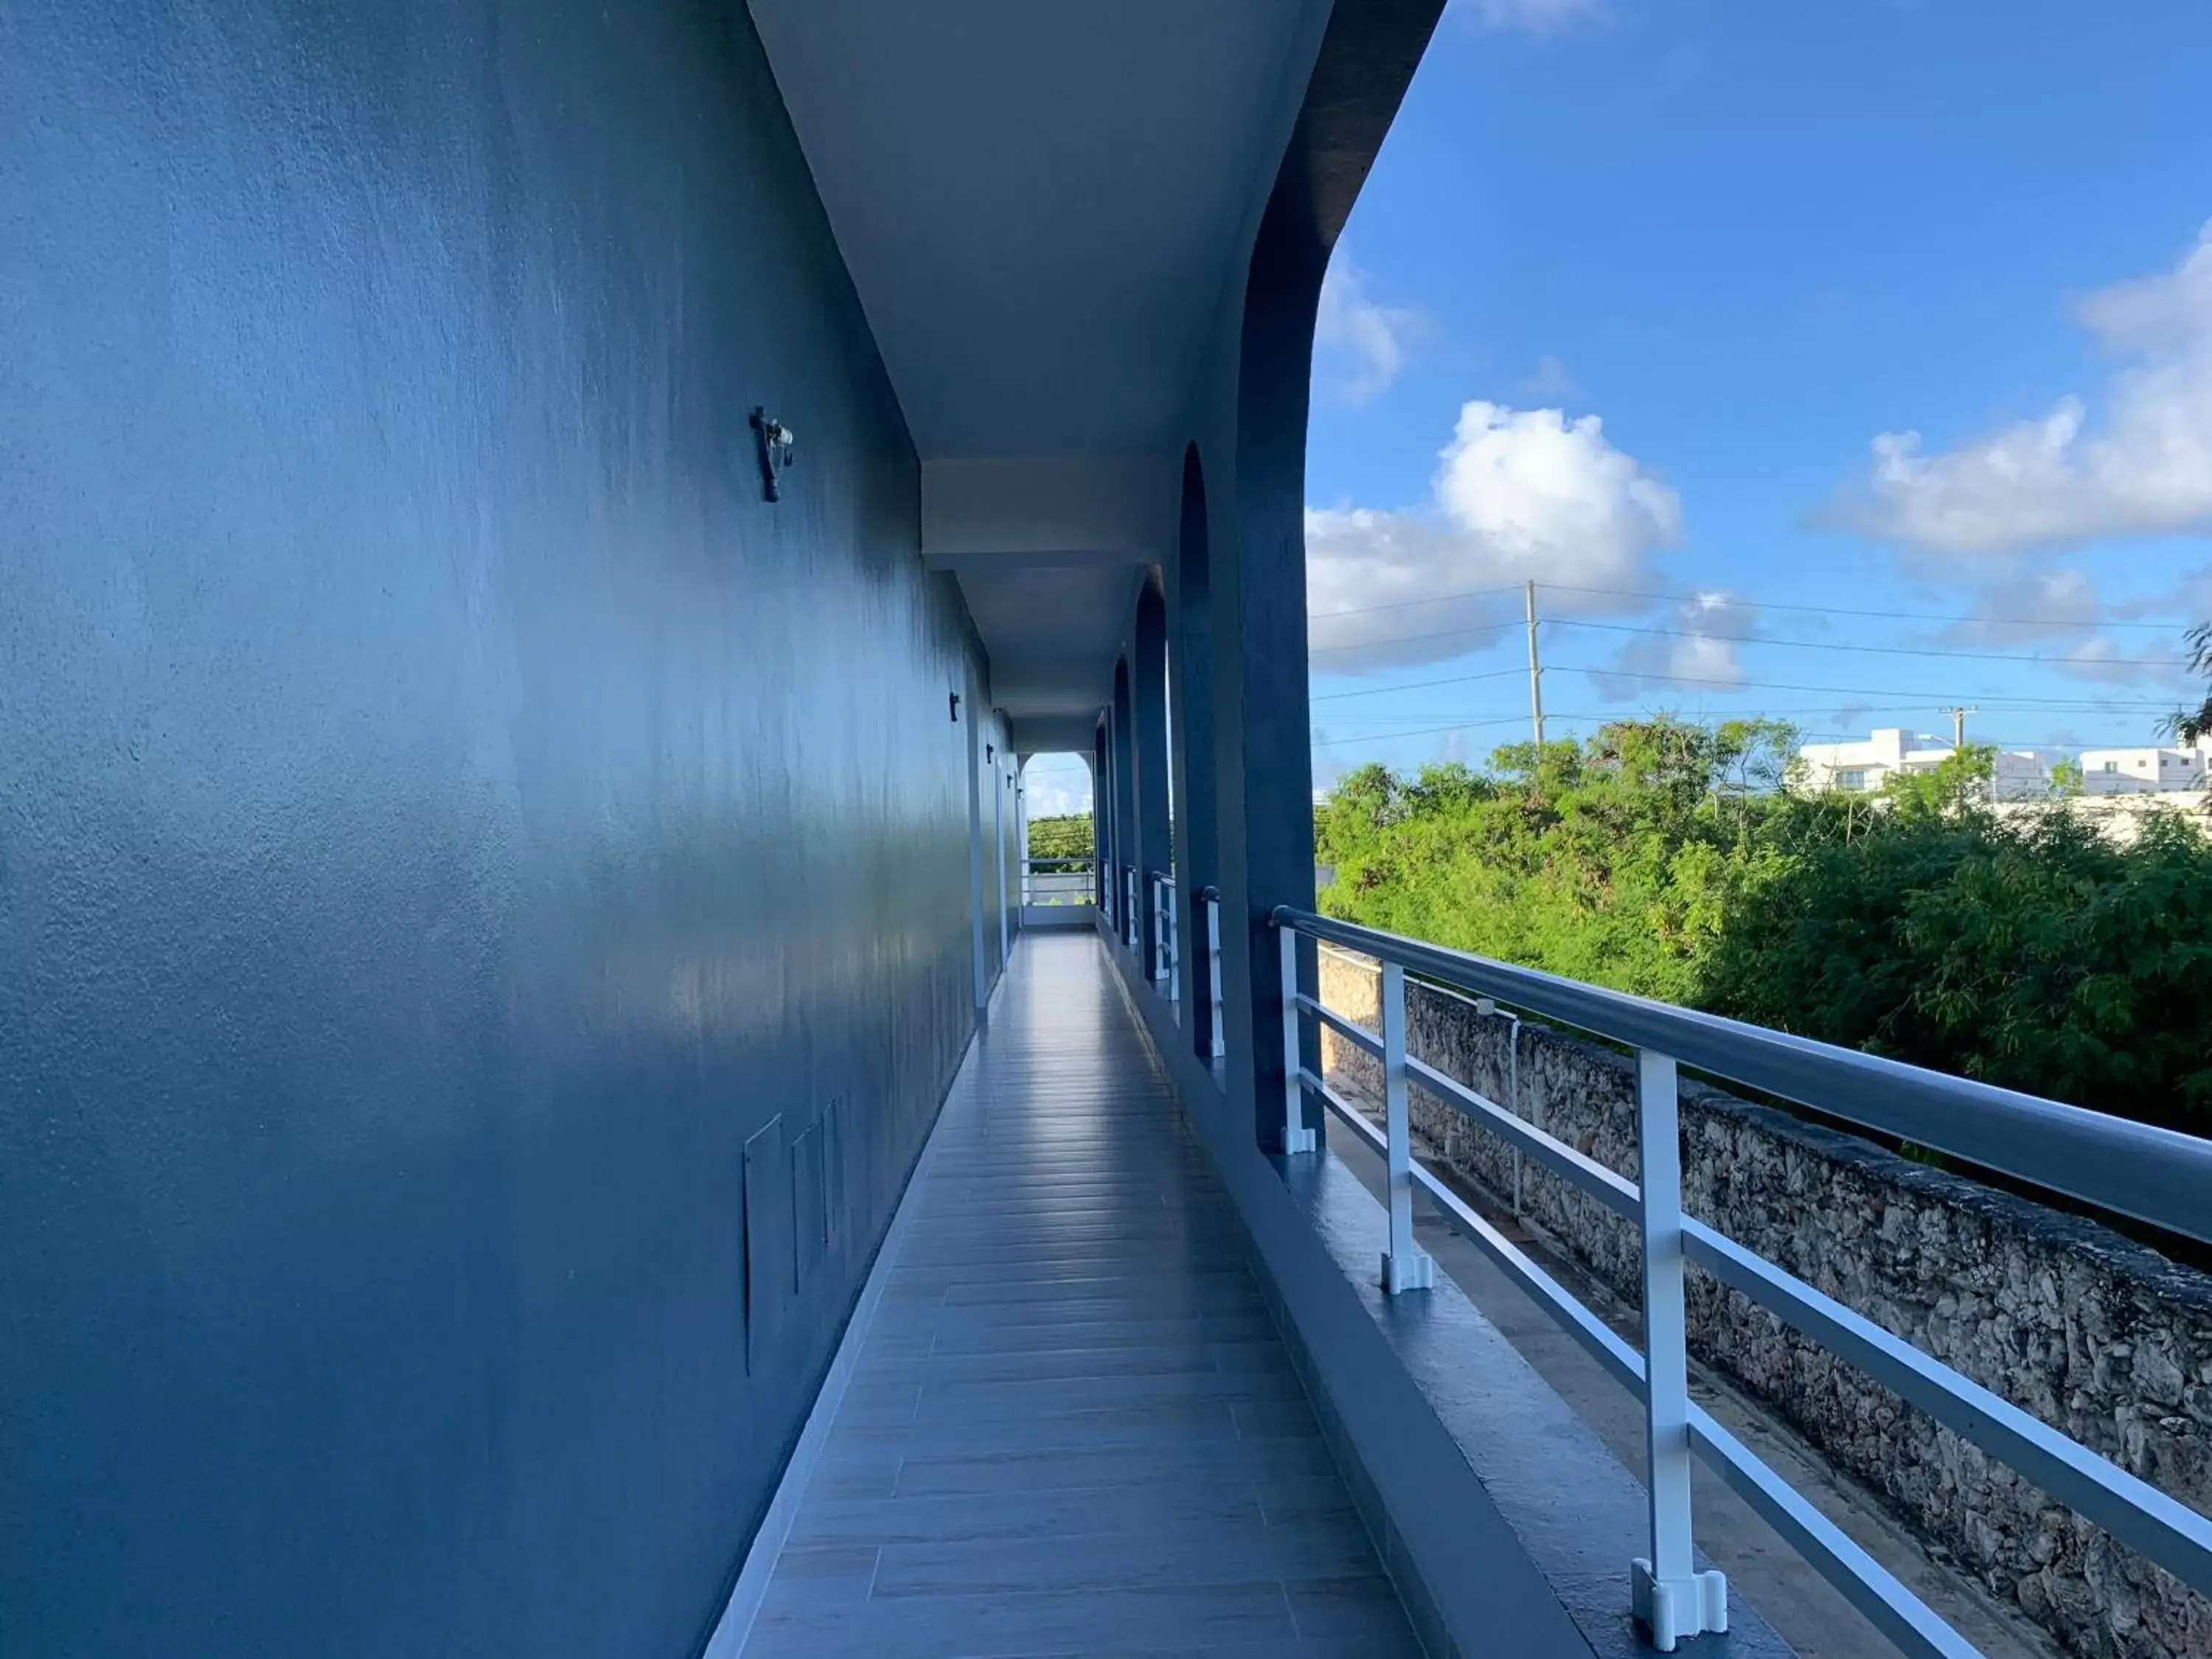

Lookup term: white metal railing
[1020,855,1093,906]
[1271,905,2212,1656]
[1200,886,1225,1061]
[1149,871,1180,1021]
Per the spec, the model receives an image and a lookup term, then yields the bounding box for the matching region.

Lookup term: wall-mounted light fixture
[750,408,796,501]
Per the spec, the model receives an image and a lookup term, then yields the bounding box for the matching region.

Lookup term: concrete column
[1111,658,1137,948]
[1133,582,1172,980]
[1091,723,1111,913]
[994,748,1009,964]
[965,661,989,1012]
[1014,758,1031,908]
[1167,445,1220,1060]
[1214,230,1326,1152]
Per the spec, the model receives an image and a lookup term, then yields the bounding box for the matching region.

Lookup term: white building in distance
[1794,728,2051,801]
[2079,741,2211,794]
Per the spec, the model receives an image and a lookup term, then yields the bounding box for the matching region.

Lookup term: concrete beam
[921,453,1175,566]
[1007,714,1104,756]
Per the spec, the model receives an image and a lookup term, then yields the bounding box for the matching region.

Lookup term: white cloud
[1519,354,1582,400]
[2115,562,2212,626]
[1460,0,1606,35]
[1938,568,2101,648]
[1020,760,1092,818]
[1835,221,2212,554]
[2058,636,2177,687]
[1308,400,1681,672]
[1315,255,1425,403]
[1922,570,2197,687]
[1588,591,1763,701]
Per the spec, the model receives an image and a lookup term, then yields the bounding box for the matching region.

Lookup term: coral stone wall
[1318,947,2212,1659]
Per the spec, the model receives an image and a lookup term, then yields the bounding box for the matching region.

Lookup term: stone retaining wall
[1318,947,2212,1659]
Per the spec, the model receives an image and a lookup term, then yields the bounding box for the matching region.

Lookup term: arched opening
[1172,443,1220,1058]
[1015,751,1096,924]
[1110,655,1136,945]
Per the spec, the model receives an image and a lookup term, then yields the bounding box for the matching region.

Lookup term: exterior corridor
[740,933,1422,1658]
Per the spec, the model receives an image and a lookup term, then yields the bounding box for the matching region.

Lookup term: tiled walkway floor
[742,931,1422,1658]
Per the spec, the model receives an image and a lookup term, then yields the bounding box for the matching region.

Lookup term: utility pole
[1941,705,1979,813]
[1525,579,1545,750]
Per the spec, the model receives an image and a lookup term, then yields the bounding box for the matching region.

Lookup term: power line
[1307,579,2198,635]
[1559,665,2188,703]
[1312,667,1527,703]
[1311,661,2184,709]
[1314,711,2159,753]
[1545,617,2186,669]
[1535,582,2198,633]
[1309,608,2191,666]
[1310,619,1517,655]
[1312,714,1530,748]
[1310,583,1521,622]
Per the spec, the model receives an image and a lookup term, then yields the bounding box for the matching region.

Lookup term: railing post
[1380,961,1435,1295]
[1150,876,1168,982]
[1276,923,1315,1155]
[1205,893,1225,1060]
[1166,885,1180,1015]
[1632,1048,1726,1649]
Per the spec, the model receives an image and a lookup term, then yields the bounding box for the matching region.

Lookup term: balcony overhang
[749,0,1328,734]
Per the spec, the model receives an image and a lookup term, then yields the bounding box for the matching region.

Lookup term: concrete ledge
[1018,902,1095,931]
[1099,934,1794,1659]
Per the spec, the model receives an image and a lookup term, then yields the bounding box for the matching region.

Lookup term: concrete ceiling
[749,0,1323,734]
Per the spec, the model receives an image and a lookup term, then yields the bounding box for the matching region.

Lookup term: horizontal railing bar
[1688,1406,1975,1659]
[1295,1060,1646,1392]
[1312,1046,1977,1651]
[1274,906,2212,1245]
[1683,1219,2212,1595]
[1403,1055,1641,1224]
[1298,1067,1382,1151]
[1294,992,1384,1061]
[1409,1159,1646,1394]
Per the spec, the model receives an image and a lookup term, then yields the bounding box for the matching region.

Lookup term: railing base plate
[1631,1560,1728,1651]
[1381,1250,1435,1295]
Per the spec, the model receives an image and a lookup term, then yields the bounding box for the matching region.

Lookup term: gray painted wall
[0,3,985,1654]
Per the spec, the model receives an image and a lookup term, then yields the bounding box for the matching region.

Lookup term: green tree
[1025,813,1093,861]
[1316,716,2212,1134]
[1317,719,1798,1007]
[2177,622,2212,745]
[1881,745,1996,820]
[1704,808,2212,1133]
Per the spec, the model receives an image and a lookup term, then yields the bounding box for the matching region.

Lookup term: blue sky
[1020,0,2212,818]
[1305,0,2212,782]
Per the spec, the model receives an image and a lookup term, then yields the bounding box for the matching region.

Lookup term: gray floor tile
[740,933,1418,1658]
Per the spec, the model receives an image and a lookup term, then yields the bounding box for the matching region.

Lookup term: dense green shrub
[1315,719,2212,1134]
[1704,809,2212,1130]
